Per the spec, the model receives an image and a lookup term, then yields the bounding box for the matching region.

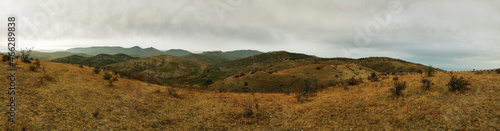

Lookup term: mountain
[30,51,91,61]
[164,49,192,56]
[66,46,166,57]
[64,46,263,59]
[51,53,138,67]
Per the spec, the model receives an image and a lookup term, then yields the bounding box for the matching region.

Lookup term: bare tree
[18,47,34,63]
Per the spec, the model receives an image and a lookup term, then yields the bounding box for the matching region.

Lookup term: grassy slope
[1,58,498,130]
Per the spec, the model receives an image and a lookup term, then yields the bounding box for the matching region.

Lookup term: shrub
[37,68,55,87]
[108,75,118,87]
[427,65,434,77]
[368,72,379,82]
[421,78,431,90]
[29,65,37,72]
[347,77,360,86]
[19,47,34,63]
[79,65,84,68]
[496,69,500,74]
[447,76,470,92]
[393,76,399,81]
[93,67,101,74]
[243,97,255,117]
[203,79,213,86]
[2,55,9,61]
[103,72,113,80]
[168,87,179,98]
[35,59,41,68]
[391,81,407,97]
[294,79,317,102]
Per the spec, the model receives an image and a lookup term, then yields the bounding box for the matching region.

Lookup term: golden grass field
[1,58,499,130]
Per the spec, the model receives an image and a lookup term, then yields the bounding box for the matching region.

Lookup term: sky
[0,0,499,71]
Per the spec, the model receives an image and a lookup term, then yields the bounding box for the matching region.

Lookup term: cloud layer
[1,0,499,70]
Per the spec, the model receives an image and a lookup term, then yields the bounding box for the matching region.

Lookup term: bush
[108,76,118,87]
[2,55,9,61]
[294,79,317,102]
[447,76,470,92]
[496,69,500,74]
[103,72,113,80]
[93,67,101,74]
[347,77,360,86]
[393,76,399,81]
[368,72,379,82]
[19,47,34,63]
[29,65,37,72]
[243,97,255,117]
[421,78,431,90]
[37,68,55,87]
[391,81,407,97]
[168,87,179,98]
[427,65,434,77]
[35,59,41,68]
[79,65,84,68]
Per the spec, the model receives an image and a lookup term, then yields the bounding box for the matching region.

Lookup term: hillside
[211,63,377,93]
[332,57,444,73]
[1,55,498,130]
[104,55,194,80]
[51,53,138,67]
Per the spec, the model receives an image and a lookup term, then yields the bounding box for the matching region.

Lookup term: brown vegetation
[1,55,498,130]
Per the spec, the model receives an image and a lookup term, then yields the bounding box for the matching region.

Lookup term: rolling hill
[2,54,498,130]
[104,55,195,80]
[331,57,444,73]
[51,53,138,67]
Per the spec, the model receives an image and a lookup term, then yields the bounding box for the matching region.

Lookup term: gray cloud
[0,0,499,70]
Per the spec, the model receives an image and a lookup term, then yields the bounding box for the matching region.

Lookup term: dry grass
[0,58,498,130]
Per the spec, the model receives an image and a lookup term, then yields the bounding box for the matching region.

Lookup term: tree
[19,47,34,63]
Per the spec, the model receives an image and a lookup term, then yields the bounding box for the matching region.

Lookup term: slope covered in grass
[1,56,498,130]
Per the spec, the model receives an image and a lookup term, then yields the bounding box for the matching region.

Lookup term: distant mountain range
[23,46,265,62]
[66,46,192,57]
[46,48,448,91]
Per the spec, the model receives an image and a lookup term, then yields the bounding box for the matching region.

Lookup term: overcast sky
[1,0,499,71]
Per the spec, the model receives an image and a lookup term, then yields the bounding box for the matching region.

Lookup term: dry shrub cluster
[347,77,361,86]
[367,72,379,82]
[421,78,432,90]
[446,76,470,92]
[391,81,407,97]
